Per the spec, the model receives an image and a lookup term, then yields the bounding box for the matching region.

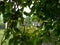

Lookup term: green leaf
[9,38,14,45]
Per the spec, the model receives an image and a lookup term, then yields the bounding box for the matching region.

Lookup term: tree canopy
[0,0,60,45]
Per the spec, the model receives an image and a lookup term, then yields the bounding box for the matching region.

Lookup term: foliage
[0,0,60,45]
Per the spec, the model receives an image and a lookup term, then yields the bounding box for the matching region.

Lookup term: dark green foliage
[0,0,60,45]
